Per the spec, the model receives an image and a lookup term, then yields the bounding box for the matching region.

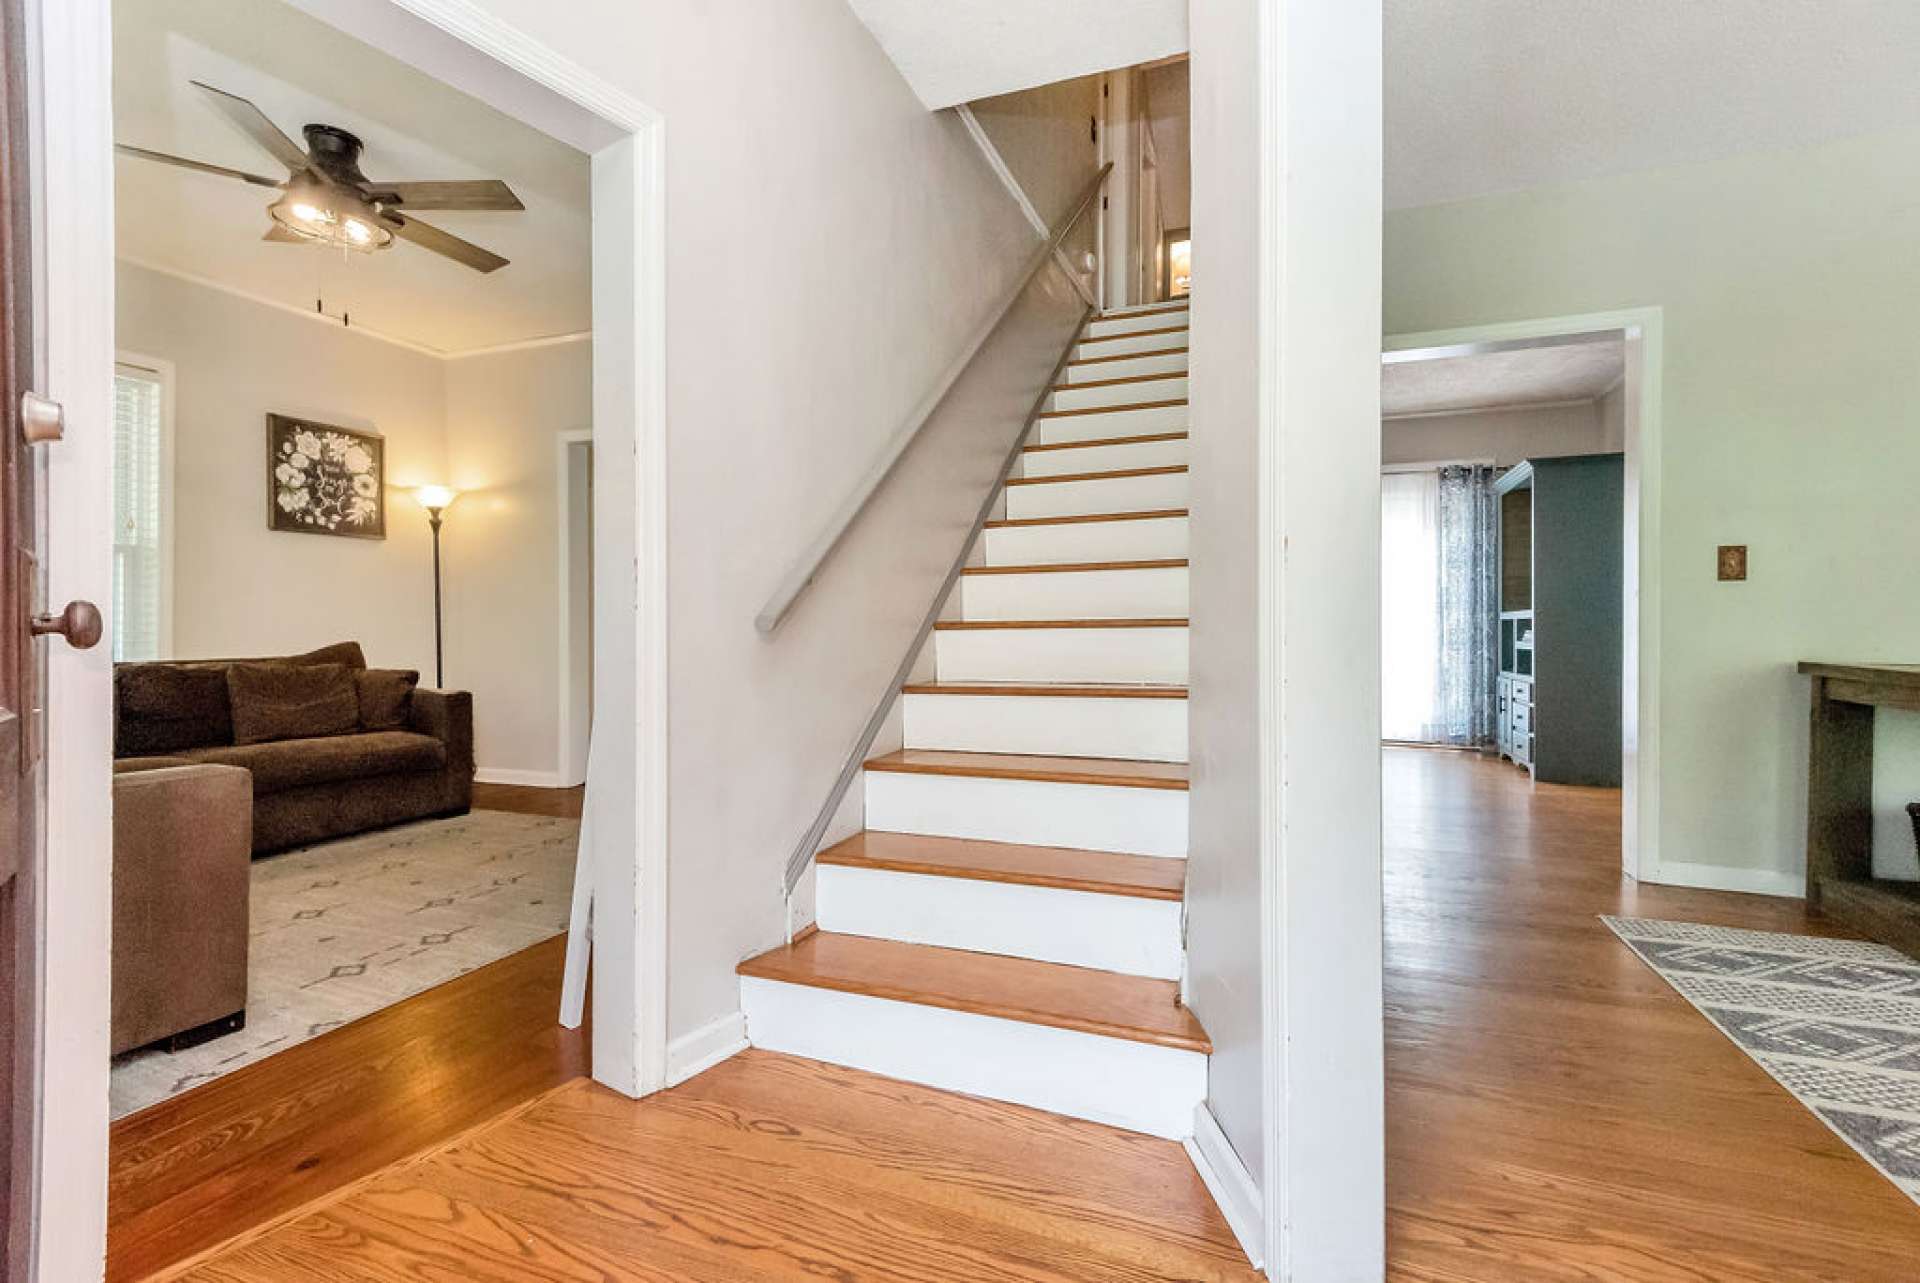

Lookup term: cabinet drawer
[1509,678,1532,707]
[1511,703,1532,735]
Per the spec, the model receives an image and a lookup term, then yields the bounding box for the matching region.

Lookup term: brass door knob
[30,600,103,650]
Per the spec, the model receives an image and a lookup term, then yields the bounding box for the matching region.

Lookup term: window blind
[112,364,166,661]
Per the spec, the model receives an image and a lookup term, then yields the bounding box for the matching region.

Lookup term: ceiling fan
[116,80,523,274]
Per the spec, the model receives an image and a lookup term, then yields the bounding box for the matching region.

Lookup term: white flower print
[272,421,382,534]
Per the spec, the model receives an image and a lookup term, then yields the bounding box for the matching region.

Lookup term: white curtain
[1381,470,1441,742]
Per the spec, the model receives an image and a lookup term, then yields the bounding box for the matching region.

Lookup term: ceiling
[843,0,1187,110]
[113,0,590,356]
[1381,340,1624,418]
[1143,61,1189,231]
[1386,0,1920,209]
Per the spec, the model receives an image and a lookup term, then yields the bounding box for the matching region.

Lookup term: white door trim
[555,428,592,788]
[1383,305,1666,886]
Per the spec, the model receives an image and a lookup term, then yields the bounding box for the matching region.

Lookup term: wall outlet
[1717,545,1748,581]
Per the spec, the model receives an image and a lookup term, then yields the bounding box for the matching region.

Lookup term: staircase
[739,298,1205,1140]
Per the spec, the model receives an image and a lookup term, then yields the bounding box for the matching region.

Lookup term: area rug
[110,809,580,1120]
[1604,915,1920,1206]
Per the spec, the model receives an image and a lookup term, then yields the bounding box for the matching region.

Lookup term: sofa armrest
[410,688,474,810]
[111,764,252,1055]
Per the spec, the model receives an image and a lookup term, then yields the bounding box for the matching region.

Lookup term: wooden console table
[1800,661,1920,956]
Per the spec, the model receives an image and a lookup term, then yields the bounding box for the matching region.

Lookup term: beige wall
[1386,121,1920,893]
[1382,400,1610,467]
[116,261,447,675]
[969,72,1102,271]
[442,340,594,781]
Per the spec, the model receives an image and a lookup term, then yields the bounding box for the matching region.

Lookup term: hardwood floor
[108,786,588,1282]
[1384,746,1920,1281]
[167,1051,1260,1282]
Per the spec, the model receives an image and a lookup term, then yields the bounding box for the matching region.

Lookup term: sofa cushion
[180,731,447,796]
[282,640,367,670]
[115,662,234,755]
[113,754,196,774]
[355,668,419,731]
[227,663,360,746]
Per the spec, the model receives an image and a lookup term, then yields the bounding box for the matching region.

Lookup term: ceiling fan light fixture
[269,181,392,254]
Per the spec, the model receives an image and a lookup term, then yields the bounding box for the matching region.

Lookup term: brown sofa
[112,641,474,854]
[112,764,253,1055]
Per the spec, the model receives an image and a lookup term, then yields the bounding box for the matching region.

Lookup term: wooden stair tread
[1052,371,1188,393]
[864,749,1189,791]
[1040,398,1187,420]
[1006,465,1186,487]
[934,617,1188,630]
[1025,431,1187,454]
[737,930,1210,1052]
[903,681,1186,699]
[962,558,1187,576]
[1075,325,1189,346]
[985,508,1187,530]
[1066,345,1190,368]
[817,831,1186,900]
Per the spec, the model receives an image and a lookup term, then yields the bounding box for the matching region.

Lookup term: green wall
[1385,124,1920,891]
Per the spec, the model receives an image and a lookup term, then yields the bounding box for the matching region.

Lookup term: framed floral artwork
[266,414,386,539]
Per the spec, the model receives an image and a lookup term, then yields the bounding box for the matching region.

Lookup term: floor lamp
[414,486,458,687]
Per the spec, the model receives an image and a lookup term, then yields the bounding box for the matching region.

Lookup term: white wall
[969,74,1102,230]
[115,262,447,675]
[442,339,594,781]
[456,0,1080,1047]
[1386,122,1920,893]
[1382,400,1608,468]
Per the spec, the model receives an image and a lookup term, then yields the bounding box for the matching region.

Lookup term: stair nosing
[901,682,1188,700]
[737,931,1211,1053]
[1006,464,1186,487]
[961,557,1187,576]
[1039,398,1187,420]
[933,617,1188,630]
[1075,324,1190,347]
[817,831,1185,901]
[863,749,1189,792]
[1066,345,1190,369]
[1051,371,1188,393]
[984,508,1188,530]
[1024,431,1187,454]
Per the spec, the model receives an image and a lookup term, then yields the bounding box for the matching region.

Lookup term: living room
[105,0,593,1122]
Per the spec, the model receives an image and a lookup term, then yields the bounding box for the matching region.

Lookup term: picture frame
[266,414,386,540]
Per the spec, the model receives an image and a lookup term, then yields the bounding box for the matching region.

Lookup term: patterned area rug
[111,809,579,1120]
[1604,915,1920,1206]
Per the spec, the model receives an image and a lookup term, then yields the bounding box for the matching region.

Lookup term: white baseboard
[1640,859,1803,900]
[1184,1103,1264,1271]
[474,767,571,788]
[666,1010,749,1087]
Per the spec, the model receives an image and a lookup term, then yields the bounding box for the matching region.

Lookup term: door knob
[20,391,64,444]
[30,600,102,650]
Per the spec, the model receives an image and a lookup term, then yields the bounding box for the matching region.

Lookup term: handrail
[754,162,1112,636]
[781,307,1092,899]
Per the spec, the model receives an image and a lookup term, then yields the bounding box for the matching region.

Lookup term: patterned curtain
[1435,464,1499,746]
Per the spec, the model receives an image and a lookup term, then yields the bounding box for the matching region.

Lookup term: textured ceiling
[1382,341,1624,417]
[1387,0,1920,209]
[843,0,1187,110]
[114,0,590,354]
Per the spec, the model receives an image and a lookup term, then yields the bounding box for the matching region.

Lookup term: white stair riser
[1075,330,1188,361]
[903,693,1188,762]
[1067,347,1182,384]
[1098,300,1190,320]
[1048,376,1188,412]
[865,770,1188,856]
[740,979,1205,1139]
[984,515,1189,565]
[962,566,1188,621]
[1085,311,1190,340]
[1006,471,1187,520]
[816,865,1185,979]
[1063,350,1188,384]
[1037,404,1188,444]
[935,626,1189,684]
[1021,438,1187,477]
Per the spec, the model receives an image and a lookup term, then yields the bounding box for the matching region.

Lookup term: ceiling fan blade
[366,179,524,211]
[191,80,309,173]
[384,214,509,274]
[116,143,283,190]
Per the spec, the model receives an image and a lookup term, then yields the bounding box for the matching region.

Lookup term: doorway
[559,431,593,787]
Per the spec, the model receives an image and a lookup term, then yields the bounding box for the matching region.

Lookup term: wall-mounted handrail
[754,162,1112,636]
[780,308,1092,900]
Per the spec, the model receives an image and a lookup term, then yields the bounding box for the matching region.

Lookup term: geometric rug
[1603,915,1920,1208]
[110,809,580,1121]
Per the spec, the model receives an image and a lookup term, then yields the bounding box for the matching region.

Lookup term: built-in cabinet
[1494,454,1625,786]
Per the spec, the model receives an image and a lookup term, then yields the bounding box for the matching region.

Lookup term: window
[1380,469,1441,742]
[112,359,171,661]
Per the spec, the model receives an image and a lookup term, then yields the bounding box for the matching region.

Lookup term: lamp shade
[414,485,458,512]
